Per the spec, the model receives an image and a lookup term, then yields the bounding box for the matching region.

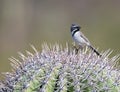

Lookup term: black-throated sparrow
[71,24,101,56]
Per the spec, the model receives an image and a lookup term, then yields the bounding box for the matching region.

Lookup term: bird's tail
[89,45,101,57]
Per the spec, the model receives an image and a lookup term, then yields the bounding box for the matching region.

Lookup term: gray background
[0,0,120,73]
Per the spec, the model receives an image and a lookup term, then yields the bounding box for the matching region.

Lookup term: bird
[70,24,101,57]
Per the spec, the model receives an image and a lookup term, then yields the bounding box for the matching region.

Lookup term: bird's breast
[73,32,87,46]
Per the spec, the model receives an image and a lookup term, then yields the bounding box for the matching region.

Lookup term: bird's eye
[75,26,80,30]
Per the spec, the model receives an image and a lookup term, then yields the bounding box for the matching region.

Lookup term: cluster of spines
[0,43,120,92]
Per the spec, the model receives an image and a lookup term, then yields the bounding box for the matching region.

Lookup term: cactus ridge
[0,43,120,92]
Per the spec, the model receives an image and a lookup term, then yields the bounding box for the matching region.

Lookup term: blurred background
[0,0,120,73]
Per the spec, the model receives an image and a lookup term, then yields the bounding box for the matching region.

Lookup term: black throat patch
[72,29,79,37]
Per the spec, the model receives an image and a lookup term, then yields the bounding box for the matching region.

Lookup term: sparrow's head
[71,24,81,33]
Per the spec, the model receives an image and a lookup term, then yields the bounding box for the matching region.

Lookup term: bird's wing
[79,31,91,45]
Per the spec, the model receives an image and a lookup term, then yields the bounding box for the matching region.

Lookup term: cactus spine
[0,43,120,92]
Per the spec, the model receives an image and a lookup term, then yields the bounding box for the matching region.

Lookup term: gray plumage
[71,24,101,56]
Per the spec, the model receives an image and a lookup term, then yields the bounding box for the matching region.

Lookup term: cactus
[0,43,120,92]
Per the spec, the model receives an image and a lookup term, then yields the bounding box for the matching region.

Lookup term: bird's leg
[72,42,79,54]
[75,47,79,54]
[76,45,84,54]
[78,45,83,51]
